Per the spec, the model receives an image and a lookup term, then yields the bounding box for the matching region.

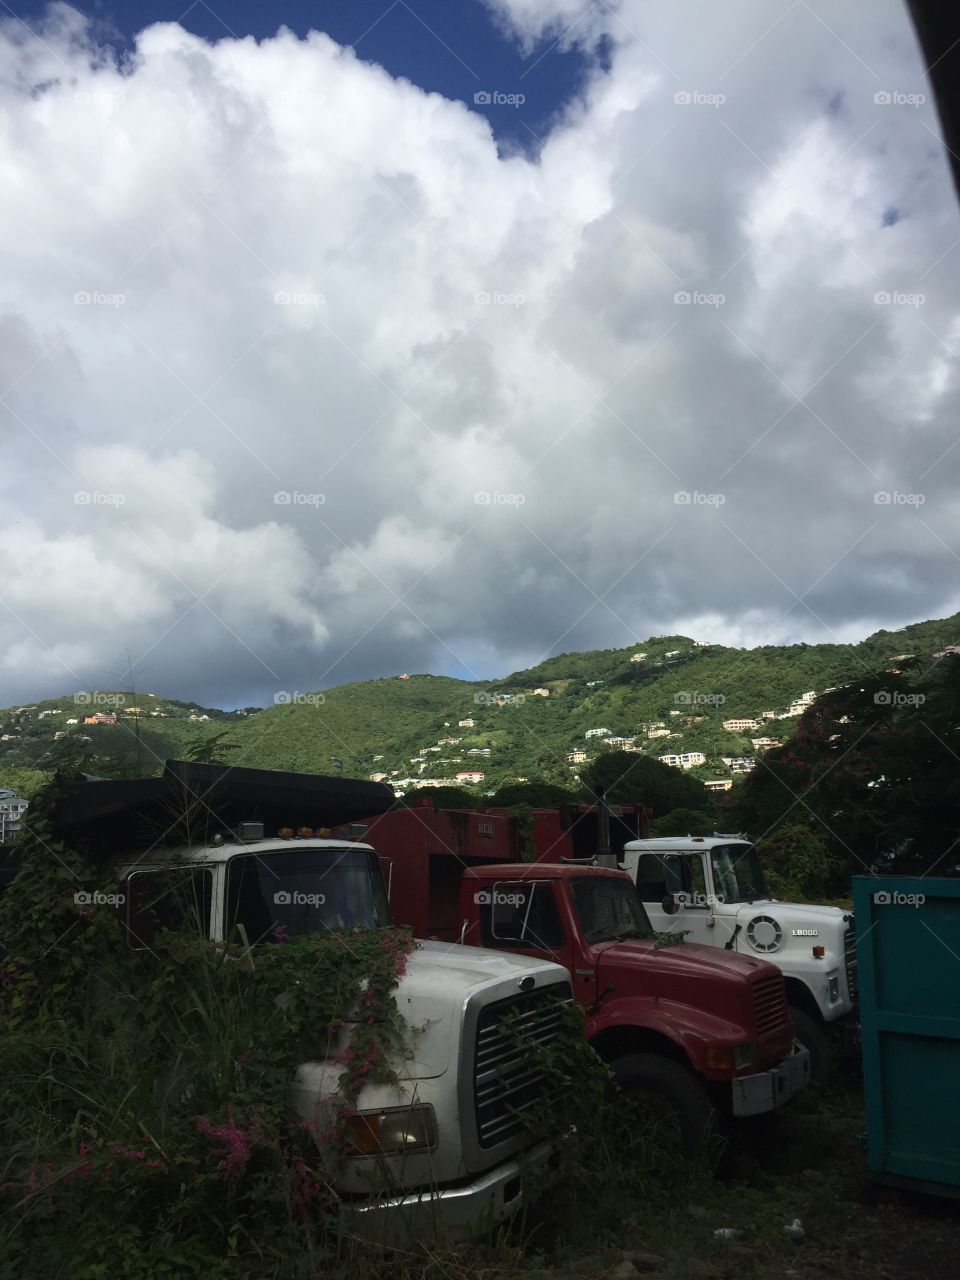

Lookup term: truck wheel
[611,1052,720,1158]
[789,1006,833,1083]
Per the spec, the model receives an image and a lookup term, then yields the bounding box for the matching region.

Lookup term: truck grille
[473,981,572,1149]
[844,920,857,1001]
[752,970,791,1039]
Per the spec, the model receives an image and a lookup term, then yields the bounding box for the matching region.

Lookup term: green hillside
[1,611,958,799]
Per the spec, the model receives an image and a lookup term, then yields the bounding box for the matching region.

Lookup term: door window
[479,881,565,952]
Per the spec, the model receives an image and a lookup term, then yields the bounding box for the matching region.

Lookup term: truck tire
[789,1006,833,1083]
[611,1052,719,1158]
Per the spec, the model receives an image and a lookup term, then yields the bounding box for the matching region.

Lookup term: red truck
[339,804,810,1150]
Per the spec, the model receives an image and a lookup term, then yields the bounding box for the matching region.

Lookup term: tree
[733,655,960,887]
[755,823,831,900]
[399,786,476,809]
[582,752,713,816]
[184,730,241,765]
[648,808,718,837]
[488,782,579,808]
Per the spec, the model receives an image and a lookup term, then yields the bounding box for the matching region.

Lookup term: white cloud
[1,1,958,708]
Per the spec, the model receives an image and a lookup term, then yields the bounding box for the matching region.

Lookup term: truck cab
[453,862,809,1150]
[622,835,857,1077]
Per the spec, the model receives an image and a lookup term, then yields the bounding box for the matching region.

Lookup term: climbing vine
[0,775,415,1276]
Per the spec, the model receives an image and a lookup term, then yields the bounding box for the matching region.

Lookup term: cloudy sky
[1,0,958,709]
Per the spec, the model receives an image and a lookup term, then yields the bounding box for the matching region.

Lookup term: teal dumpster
[854,874,960,1195]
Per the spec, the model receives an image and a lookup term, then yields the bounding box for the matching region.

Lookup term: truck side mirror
[661,894,680,915]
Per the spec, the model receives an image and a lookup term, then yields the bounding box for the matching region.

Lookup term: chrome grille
[473,981,572,1149]
[752,970,790,1039]
[844,921,857,1001]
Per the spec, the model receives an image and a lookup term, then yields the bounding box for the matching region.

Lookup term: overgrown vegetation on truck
[0,775,606,1276]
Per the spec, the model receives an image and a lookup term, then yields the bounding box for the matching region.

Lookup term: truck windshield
[225,847,391,943]
[710,844,768,903]
[569,876,654,944]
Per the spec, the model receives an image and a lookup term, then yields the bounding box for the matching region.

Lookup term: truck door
[630,852,714,945]
[477,880,578,983]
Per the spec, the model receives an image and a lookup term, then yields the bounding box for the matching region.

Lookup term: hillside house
[467,748,491,757]
[704,779,733,792]
[664,650,681,658]
[602,736,633,747]
[456,770,485,783]
[83,713,118,726]
[532,688,550,697]
[585,727,611,738]
[721,756,756,773]
[630,652,647,662]
[647,728,670,739]
[723,718,759,731]
[369,773,388,782]
[658,752,706,769]
[751,737,780,750]
[458,718,475,728]
[0,789,28,841]
[566,750,588,764]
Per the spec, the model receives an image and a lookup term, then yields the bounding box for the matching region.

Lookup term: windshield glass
[225,847,391,943]
[569,876,653,944]
[710,844,768,904]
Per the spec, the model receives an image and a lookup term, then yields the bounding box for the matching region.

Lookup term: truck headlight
[344,1103,437,1157]
[705,1043,753,1071]
[828,975,840,1003]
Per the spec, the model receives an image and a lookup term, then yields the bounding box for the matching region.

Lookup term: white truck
[52,759,573,1245]
[621,834,856,1079]
[117,830,572,1243]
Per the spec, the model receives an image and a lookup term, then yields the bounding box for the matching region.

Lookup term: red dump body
[349,801,651,939]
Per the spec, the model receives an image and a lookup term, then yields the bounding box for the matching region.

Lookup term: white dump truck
[621,834,856,1079]
[63,761,574,1243]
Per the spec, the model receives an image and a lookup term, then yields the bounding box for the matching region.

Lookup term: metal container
[854,874,960,1194]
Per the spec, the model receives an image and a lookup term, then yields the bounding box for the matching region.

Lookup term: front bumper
[337,1138,559,1246]
[731,1041,810,1117]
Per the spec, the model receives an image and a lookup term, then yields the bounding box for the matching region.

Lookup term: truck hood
[390,940,568,1080]
[594,937,773,985]
[734,902,850,929]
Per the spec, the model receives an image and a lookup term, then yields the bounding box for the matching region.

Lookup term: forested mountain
[1,612,958,803]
